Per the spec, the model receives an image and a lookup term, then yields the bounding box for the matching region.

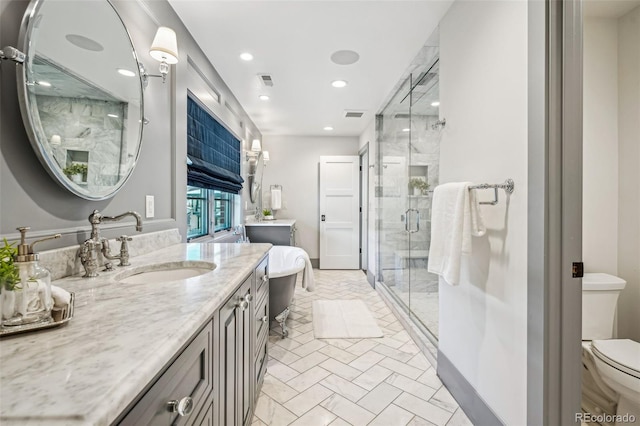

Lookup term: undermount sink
[115,261,216,285]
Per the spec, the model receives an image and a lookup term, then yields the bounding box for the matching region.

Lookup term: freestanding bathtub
[268,246,313,338]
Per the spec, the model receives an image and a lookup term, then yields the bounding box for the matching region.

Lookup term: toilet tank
[582,273,627,340]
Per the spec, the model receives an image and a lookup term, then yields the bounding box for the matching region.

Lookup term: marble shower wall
[36,94,127,189]
[377,113,442,279]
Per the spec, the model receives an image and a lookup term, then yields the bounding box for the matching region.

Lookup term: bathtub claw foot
[275,307,290,339]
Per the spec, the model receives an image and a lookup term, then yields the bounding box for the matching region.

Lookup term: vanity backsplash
[38,229,182,280]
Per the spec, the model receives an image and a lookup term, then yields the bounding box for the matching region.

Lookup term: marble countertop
[0,242,271,426]
[244,219,296,227]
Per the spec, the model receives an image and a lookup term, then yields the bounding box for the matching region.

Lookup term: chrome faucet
[79,210,142,277]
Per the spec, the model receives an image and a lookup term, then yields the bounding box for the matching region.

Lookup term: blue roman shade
[187,96,244,193]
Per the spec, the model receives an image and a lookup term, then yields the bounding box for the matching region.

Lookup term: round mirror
[248,153,264,204]
[17,0,144,200]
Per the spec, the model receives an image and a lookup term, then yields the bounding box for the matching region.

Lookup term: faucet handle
[116,235,132,267]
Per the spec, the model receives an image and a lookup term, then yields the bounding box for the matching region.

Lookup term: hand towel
[51,285,71,309]
[427,182,485,285]
[271,188,282,210]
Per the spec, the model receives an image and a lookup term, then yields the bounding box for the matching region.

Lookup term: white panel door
[319,156,360,269]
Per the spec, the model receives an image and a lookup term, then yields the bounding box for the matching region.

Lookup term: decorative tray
[0,292,75,337]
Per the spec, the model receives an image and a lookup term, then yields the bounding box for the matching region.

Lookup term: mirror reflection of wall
[18,0,144,200]
[583,2,640,341]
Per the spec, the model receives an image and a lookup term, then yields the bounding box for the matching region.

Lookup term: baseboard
[367,270,375,288]
[437,350,504,426]
[310,258,319,268]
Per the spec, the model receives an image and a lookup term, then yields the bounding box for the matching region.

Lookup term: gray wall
[260,135,360,260]
[0,0,260,248]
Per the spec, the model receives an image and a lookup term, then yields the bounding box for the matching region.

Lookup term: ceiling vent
[344,110,365,118]
[258,74,274,87]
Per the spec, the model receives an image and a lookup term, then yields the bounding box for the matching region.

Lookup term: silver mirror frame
[16,0,145,201]
[248,153,264,204]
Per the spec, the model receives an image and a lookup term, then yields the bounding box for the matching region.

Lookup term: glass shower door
[377,56,441,341]
[406,61,441,338]
[377,77,413,315]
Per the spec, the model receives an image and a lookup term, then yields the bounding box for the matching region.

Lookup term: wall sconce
[143,26,179,85]
[246,139,262,161]
[262,151,270,162]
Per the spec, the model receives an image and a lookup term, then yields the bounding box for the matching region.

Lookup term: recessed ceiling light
[330,50,360,65]
[331,80,348,88]
[402,128,410,132]
[323,126,334,131]
[117,68,136,77]
[431,101,440,107]
[37,81,51,87]
[259,95,270,101]
[108,113,119,118]
[65,34,104,51]
[240,52,254,61]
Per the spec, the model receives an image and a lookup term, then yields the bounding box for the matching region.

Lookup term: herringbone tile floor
[252,269,473,426]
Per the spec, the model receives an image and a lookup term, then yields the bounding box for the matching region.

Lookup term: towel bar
[469,179,514,205]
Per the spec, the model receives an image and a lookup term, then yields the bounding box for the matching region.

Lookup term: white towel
[299,250,315,292]
[427,182,485,286]
[51,285,71,309]
[271,188,282,210]
[268,246,315,292]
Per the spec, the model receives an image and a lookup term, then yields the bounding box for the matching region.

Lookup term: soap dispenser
[1,227,60,327]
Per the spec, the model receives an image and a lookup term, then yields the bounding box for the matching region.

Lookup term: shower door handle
[405,208,420,233]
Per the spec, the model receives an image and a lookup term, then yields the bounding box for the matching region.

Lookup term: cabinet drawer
[192,395,213,426]
[255,256,269,311]
[118,321,213,426]
[255,291,269,348]
[255,331,268,394]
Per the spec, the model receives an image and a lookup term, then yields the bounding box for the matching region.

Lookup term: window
[213,190,233,232]
[187,186,208,239]
[187,186,235,239]
[186,95,241,239]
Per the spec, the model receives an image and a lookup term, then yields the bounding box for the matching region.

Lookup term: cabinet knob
[261,315,268,323]
[167,396,194,417]
[236,295,249,311]
[244,294,253,304]
[261,275,269,283]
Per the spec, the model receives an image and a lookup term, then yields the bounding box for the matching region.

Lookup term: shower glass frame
[376,55,441,343]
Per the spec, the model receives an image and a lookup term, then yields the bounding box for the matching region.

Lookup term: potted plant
[0,239,21,325]
[409,178,430,195]
[63,163,88,183]
[262,209,274,220]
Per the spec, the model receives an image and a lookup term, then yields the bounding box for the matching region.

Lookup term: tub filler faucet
[79,210,142,277]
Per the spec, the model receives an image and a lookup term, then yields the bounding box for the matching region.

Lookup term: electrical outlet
[145,195,155,218]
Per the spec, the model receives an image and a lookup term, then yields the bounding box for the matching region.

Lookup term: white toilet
[582,273,640,425]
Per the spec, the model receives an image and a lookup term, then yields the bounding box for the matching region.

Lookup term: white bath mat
[312,300,384,339]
